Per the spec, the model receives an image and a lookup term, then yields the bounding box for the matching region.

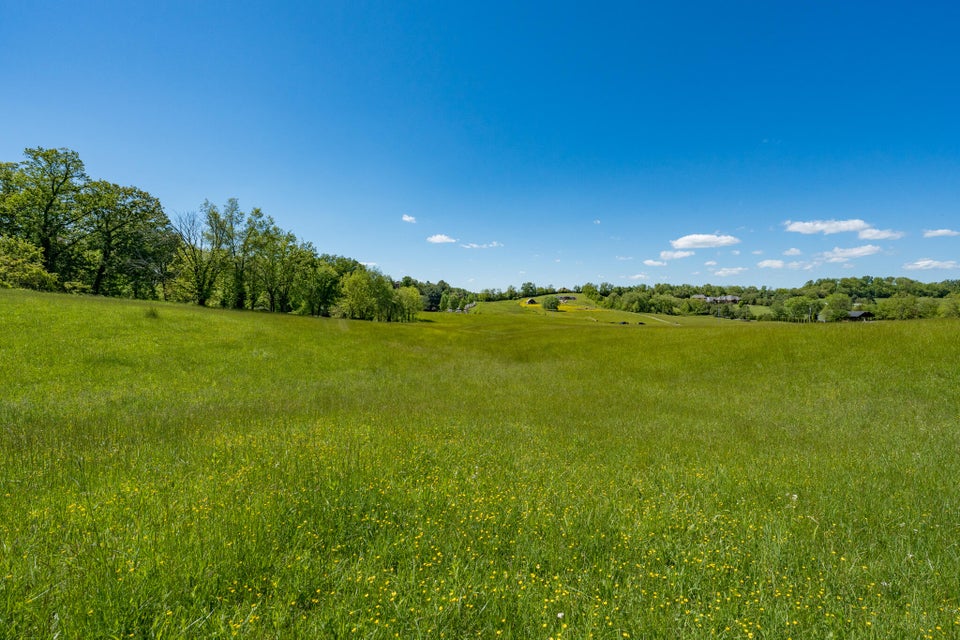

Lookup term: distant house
[819,309,876,322]
[526,298,538,305]
[845,310,874,321]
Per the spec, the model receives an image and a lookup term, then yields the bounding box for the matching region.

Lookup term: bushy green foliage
[874,294,944,320]
[541,295,560,310]
[821,292,853,321]
[0,235,57,290]
[2,289,960,637]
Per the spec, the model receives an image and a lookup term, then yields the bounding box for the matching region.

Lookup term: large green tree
[247,214,303,312]
[171,204,228,306]
[783,296,823,322]
[821,292,853,322]
[292,254,340,317]
[218,199,258,310]
[77,181,172,296]
[339,267,397,321]
[395,286,423,321]
[2,148,89,279]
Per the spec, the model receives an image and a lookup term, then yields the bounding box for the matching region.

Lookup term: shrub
[0,235,58,290]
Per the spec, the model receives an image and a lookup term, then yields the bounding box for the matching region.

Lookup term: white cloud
[671,233,740,249]
[903,259,959,270]
[460,241,503,249]
[859,228,904,240]
[427,234,457,244]
[924,229,960,237]
[704,260,718,267]
[758,259,785,269]
[402,214,416,223]
[785,219,870,234]
[660,250,695,260]
[783,247,802,256]
[643,259,666,267]
[714,267,748,277]
[626,273,649,280]
[822,244,881,262]
[616,255,633,261]
[751,250,763,255]
[593,219,601,225]
[731,249,741,256]
[788,261,815,270]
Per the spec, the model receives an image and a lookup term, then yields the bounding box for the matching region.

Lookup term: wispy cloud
[593,219,601,225]
[758,259,785,269]
[643,259,666,267]
[671,233,740,249]
[903,259,959,270]
[785,218,903,240]
[704,260,717,267]
[822,244,881,262]
[785,219,870,234]
[714,267,748,277]
[402,214,416,223]
[859,228,904,240]
[924,228,960,237]
[660,250,694,260]
[461,241,503,249]
[783,247,802,256]
[426,234,457,244]
[615,255,633,261]
[626,273,648,280]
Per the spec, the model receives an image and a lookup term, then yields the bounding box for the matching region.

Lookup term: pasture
[1,289,958,638]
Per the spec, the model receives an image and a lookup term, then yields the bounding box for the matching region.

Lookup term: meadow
[1,288,958,638]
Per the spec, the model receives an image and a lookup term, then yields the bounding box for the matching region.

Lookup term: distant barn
[845,310,874,321]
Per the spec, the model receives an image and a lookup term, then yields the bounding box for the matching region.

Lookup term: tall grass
[1,289,958,638]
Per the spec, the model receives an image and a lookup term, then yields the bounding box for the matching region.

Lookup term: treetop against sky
[2,1,958,290]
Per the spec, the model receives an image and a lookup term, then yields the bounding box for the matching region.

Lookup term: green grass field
[2,289,959,638]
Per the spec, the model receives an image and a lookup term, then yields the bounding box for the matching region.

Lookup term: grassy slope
[1,289,959,638]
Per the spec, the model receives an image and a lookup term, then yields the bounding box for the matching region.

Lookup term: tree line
[568,277,960,321]
[0,147,481,321]
[3,147,958,322]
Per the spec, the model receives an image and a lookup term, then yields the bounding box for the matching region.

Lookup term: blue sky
[3,1,959,290]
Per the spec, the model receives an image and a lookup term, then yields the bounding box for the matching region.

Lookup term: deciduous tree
[0,235,57,290]
[822,293,852,322]
[4,148,90,279]
[78,181,170,296]
[172,205,228,306]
